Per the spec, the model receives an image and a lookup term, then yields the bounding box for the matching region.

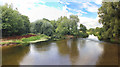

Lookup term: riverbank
[93,34,120,44]
[0,34,51,47]
[101,39,120,44]
[0,33,89,47]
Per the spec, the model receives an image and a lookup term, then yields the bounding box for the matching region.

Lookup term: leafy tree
[43,18,50,22]
[69,15,79,35]
[34,20,43,33]
[21,15,30,34]
[56,15,80,35]
[80,24,87,33]
[1,4,30,37]
[98,2,120,42]
[50,20,57,33]
[31,19,53,36]
[79,24,88,37]
[56,16,70,35]
[41,21,53,36]
[30,22,36,33]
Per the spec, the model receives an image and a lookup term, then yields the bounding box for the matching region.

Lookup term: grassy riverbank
[0,34,51,46]
[0,33,89,47]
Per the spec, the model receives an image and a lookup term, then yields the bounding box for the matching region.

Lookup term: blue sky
[33,1,101,18]
[1,0,103,29]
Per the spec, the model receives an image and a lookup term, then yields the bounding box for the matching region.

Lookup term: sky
[0,0,103,29]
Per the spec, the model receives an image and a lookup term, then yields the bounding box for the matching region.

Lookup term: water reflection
[33,42,52,52]
[56,39,80,65]
[20,38,105,65]
[96,43,118,65]
[2,46,30,65]
[2,35,119,65]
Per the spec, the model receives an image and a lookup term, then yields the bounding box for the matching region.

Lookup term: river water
[2,35,119,65]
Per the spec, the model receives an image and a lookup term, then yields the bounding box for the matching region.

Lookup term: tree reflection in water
[96,43,118,65]
[2,36,119,65]
[2,46,30,65]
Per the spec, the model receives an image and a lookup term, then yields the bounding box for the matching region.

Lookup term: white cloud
[1,0,45,9]
[59,0,102,5]
[94,0,102,5]
[82,2,99,12]
[78,16,102,29]
[1,0,102,29]
[67,7,87,15]
[1,0,73,22]
[21,5,72,22]
[59,1,70,5]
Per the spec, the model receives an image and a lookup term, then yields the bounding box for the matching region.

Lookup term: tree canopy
[97,2,120,42]
[1,4,30,37]
[1,4,88,38]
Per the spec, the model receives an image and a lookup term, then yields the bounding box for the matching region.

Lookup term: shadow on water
[2,35,119,65]
[2,45,30,65]
[96,42,118,65]
[56,39,80,65]
[33,42,52,52]
[119,45,120,66]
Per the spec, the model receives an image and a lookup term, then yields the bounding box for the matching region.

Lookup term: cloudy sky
[0,0,103,29]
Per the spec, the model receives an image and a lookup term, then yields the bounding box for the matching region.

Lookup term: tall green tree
[80,24,87,33]
[31,19,53,36]
[21,15,30,34]
[70,15,79,35]
[0,4,30,36]
[98,2,120,41]
[56,16,70,35]
[56,15,80,35]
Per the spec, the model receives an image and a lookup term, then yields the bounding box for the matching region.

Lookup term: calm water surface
[2,35,119,65]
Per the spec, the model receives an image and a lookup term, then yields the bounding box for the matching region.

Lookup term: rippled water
[2,35,119,65]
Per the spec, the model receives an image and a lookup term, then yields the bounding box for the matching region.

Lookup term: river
[2,35,119,65]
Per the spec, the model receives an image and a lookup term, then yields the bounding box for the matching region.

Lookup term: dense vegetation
[88,2,120,43]
[0,4,30,37]
[87,27,103,40]
[0,4,88,40]
[1,2,120,44]
[30,16,88,39]
[1,2,120,46]
[0,34,50,46]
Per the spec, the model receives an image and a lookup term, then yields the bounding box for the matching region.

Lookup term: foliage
[79,24,88,37]
[30,19,54,36]
[0,34,50,45]
[30,15,88,38]
[1,4,89,39]
[98,2,120,43]
[80,24,87,33]
[56,15,80,36]
[0,4,30,37]
[56,16,70,35]
[88,27,103,40]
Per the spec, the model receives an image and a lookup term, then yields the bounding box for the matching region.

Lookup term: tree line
[1,2,120,43]
[0,4,88,38]
[88,2,120,43]
[0,4,30,37]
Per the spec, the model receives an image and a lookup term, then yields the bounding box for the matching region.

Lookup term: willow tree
[31,19,54,36]
[98,2,120,41]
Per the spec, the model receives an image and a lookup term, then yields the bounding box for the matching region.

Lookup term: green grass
[0,42,11,45]
[21,34,50,43]
[1,34,51,46]
[0,40,13,45]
